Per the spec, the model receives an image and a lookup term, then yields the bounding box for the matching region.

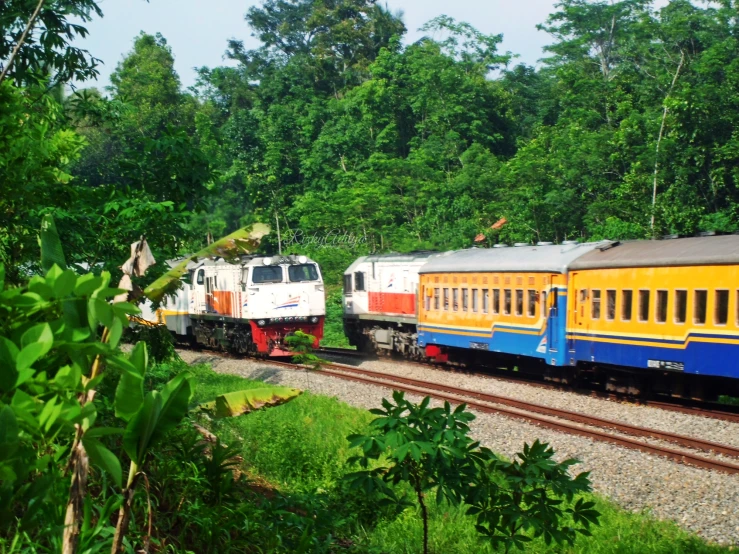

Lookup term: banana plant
[143,223,270,303]
[109,342,193,553]
[199,386,302,418]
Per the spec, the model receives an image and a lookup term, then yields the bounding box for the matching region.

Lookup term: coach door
[546,275,559,353]
[568,272,579,353]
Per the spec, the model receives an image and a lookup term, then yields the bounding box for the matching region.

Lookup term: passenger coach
[416,242,609,367]
[567,236,739,397]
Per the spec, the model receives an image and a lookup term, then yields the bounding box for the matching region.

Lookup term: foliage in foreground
[347,392,599,553]
[183,362,732,554]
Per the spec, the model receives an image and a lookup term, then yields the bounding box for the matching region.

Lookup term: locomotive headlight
[262,257,272,265]
[310,316,319,323]
[257,319,266,326]
[298,255,308,264]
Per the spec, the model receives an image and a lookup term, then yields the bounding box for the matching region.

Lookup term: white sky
[72,0,670,91]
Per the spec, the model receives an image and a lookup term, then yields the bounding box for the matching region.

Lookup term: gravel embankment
[179,350,739,545]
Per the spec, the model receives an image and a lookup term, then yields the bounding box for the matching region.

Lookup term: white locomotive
[145,254,325,355]
[342,251,438,358]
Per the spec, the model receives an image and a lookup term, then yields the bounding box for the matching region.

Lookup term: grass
[179,361,734,554]
[190,363,373,491]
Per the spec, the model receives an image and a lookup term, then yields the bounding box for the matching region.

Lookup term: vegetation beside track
[171,360,732,553]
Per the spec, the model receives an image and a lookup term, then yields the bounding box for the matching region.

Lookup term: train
[142,254,326,356]
[343,236,739,399]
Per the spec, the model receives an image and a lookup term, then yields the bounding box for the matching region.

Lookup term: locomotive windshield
[252,266,284,283]
[288,263,319,282]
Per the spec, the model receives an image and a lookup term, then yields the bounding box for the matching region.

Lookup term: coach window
[424,288,431,312]
[515,289,523,316]
[606,290,616,320]
[694,290,707,325]
[453,289,459,311]
[675,290,687,324]
[503,289,512,315]
[656,290,668,323]
[472,289,479,313]
[196,269,204,285]
[443,288,450,310]
[527,290,537,317]
[715,290,729,325]
[638,290,650,322]
[462,289,469,312]
[622,290,633,321]
[493,289,501,314]
[482,290,489,314]
[434,288,440,310]
[591,290,601,319]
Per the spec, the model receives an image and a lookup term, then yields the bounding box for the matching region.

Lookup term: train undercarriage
[189,316,323,356]
[343,317,739,401]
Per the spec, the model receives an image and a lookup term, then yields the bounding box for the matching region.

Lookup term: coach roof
[569,235,739,270]
[419,241,611,275]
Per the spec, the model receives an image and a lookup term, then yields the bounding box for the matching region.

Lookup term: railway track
[245,354,739,475]
[317,347,739,424]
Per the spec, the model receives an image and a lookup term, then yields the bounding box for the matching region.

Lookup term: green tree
[0,0,102,86]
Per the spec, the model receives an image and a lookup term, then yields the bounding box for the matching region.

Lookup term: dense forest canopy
[3,0,739,284]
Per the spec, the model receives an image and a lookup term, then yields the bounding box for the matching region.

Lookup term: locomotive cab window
[591,290,601,319]
[527,290,537,317]
[252,266,284,284]
[606,290,616,320]
[694,290,707,325]
[354,271,366,291]
[289,264,319,282]
[675,290,687,323]
[655,290,668,323]
[196,269,205,285]
[715,290,729,325]
[638,290,650,322]
[622,290,633,321]
[343,274,353,295]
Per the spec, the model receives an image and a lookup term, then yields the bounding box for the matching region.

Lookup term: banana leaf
[144,223,270,303]
[200,386,302,418]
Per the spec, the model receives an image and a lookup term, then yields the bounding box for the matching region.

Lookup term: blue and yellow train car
[417,242,609,366]
[567,236,739,383]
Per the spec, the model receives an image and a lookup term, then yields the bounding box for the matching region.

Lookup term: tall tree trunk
[651,50,685,233]
[0,0,46,85]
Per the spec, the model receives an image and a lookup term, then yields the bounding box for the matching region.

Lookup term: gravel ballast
[179,350,739,545]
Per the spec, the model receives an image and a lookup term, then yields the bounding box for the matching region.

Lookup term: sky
[73,0,669,91]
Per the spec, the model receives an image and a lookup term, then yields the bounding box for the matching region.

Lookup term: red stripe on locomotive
[368,292,416,315]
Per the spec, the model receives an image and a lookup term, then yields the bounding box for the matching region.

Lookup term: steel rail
[318,362,739,459]
[301,363,739,475]
[179,348,739,473]
[316,349,739,424]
